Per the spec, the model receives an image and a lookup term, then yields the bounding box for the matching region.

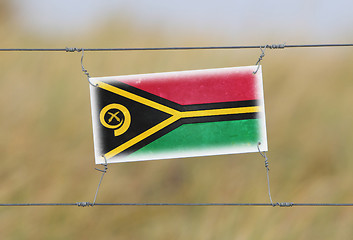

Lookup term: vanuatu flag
[90,66,267,164]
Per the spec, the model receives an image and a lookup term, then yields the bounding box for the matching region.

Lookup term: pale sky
[10,0,353,43]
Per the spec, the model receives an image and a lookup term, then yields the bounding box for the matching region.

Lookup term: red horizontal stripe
[120,68,257,105]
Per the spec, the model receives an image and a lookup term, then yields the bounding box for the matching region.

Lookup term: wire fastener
[253,46,266,74]
[275,202,294,207]
[257,142,273,205]
[76,202,92,207]
[92,156,109,206]
[66,47,97,87]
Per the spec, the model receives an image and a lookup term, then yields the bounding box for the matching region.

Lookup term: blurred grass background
[1,1,353,239]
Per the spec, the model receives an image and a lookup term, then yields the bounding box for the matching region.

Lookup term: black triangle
[92,85,173,157]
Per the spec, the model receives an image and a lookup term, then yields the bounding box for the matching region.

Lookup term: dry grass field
[1,10,353,240]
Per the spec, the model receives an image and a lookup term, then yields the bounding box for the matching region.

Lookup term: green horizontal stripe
[129,119,259,157]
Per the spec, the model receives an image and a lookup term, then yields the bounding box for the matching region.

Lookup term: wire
[0,203,78,206]
[0,202,353,207]
[92,156,108,206]
[0,43,352,52]
[94,203,353,207]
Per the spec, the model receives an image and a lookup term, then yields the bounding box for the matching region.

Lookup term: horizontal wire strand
[0,43,353,52]
[1,202,353,207]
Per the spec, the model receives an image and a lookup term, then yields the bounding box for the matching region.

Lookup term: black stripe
[180,112,258,124]
[181,100,258,111]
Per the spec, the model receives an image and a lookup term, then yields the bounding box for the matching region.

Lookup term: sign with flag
[90,66,267,164]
